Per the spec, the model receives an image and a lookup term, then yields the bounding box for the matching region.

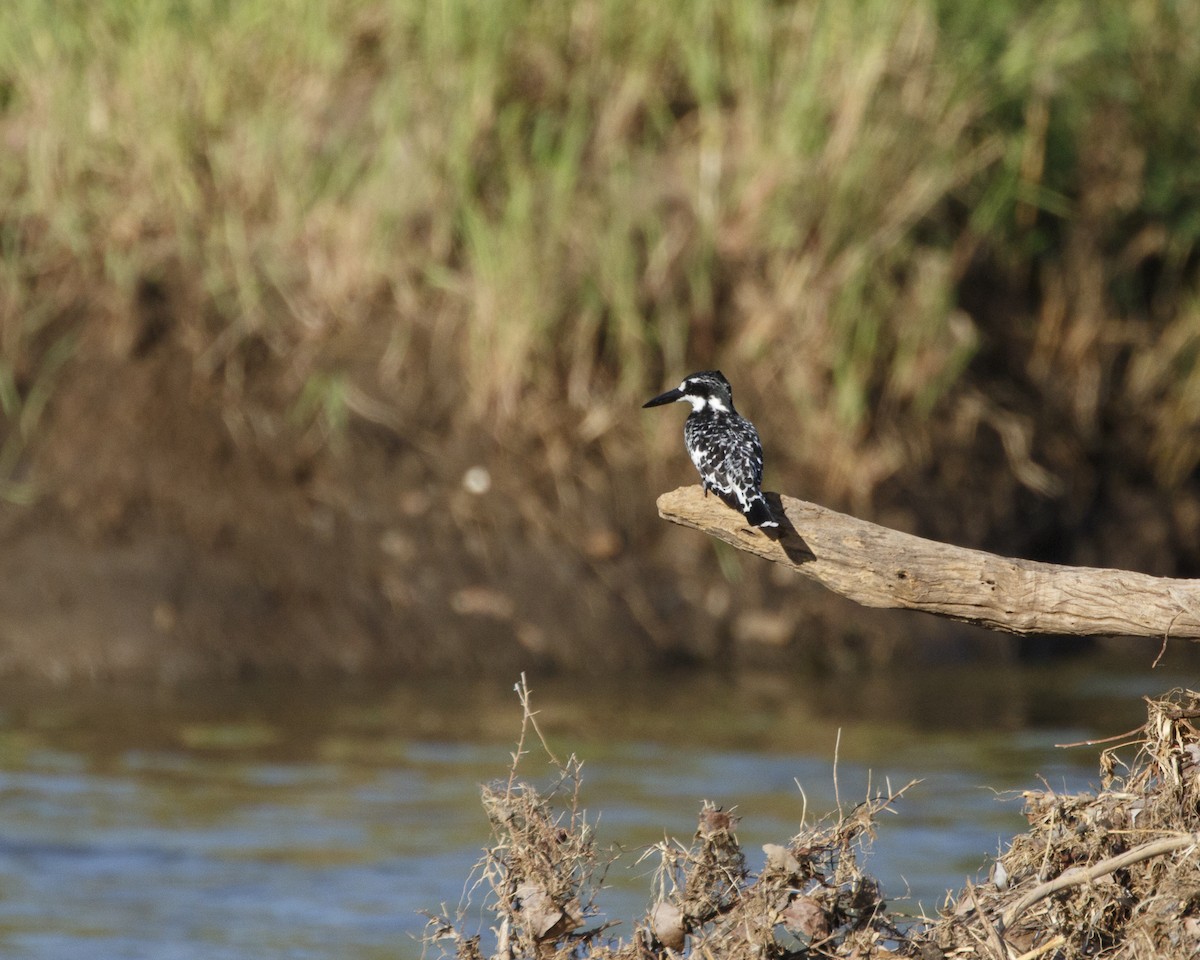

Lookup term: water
[0,657,1191,959]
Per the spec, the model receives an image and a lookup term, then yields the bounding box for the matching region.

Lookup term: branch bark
[655,485,1200,641]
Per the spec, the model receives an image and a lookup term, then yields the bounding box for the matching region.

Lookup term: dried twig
[967,880,1010,960]
[1013,933,1066,960]
[998,833,1200,933]
[508,672,559,791]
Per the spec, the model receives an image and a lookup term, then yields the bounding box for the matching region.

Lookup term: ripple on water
[0,658,1191,960]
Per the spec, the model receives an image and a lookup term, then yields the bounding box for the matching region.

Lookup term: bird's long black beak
[643,387,684,408]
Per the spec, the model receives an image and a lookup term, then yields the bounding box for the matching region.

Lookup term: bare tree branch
[655,485,1200,641]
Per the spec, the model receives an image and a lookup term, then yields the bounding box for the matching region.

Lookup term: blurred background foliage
[0,0,1198,675]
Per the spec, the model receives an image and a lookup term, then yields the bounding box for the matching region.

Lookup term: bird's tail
[744,495,779,530]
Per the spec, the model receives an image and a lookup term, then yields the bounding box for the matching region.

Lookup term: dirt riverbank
[0,318,1191,681]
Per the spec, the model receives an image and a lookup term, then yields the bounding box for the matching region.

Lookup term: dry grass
[426,683,1200,960]
[2,0,1200,522]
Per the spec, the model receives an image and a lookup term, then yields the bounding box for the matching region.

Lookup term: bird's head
[643,370,734,413]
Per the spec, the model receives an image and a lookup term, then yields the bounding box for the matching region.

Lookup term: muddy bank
[0,318,1189,681]
[0,336,657,679]
[0,330,1010,681]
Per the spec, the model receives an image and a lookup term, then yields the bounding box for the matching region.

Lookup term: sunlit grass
[0,0,1198,508]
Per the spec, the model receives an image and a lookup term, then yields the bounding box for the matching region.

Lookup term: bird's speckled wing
[684,413,765,510]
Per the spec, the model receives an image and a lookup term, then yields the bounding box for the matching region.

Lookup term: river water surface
[0,656,1192,959]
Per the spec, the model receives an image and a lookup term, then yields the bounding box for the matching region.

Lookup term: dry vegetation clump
[631,794,910,960]
[925,687,1200,960]
[427,686,1200,960]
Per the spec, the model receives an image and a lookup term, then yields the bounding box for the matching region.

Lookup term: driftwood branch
[997,833,1200,934]
[655,485,1200,641]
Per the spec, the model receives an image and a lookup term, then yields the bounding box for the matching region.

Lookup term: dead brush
[427,684,1200,960]
[924,688,1200,960]
[423,676,916,960]
[638,786,914,960]
[423,676,614,960]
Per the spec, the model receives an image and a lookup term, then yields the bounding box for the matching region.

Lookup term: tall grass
[1,0,1198,514]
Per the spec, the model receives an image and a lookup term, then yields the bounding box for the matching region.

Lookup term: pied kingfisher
[643,370,779,530]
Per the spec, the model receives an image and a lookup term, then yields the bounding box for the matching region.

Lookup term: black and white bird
[643,370,779,530]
